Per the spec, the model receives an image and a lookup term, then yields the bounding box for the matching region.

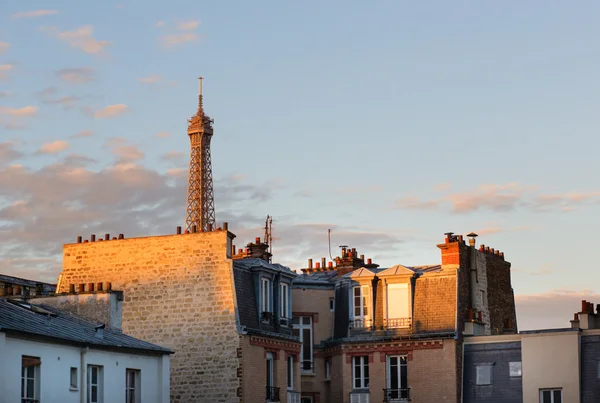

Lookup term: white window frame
[352,286,371,320]
[261,278,271,313]
[386,355,407,390]
[70,367,78,390]
[294,316,313,373]
[280,283,289,319]
[21,361,39,401]
[509,361,522,378]
[325,359,331,380]
[266,352,274,388]
[287,355,294,390]
[126,369,140,403]
[87,365,103,403]
[329,298,335,312]
[539,388,562,403]
[352,356,370,389]
[475,364,493,386]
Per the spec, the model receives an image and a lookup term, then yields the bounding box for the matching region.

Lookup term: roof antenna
[264,215,273,262]
[328,229,333,260]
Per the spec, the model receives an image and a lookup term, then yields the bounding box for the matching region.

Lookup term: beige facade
[521,331,580,403]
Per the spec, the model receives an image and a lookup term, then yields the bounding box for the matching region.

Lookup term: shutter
[387,283,409,321]
[22,356,41,367]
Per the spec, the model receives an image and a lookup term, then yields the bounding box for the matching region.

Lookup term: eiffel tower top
[188,76,213,134]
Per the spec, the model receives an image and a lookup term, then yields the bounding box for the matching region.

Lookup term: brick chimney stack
[232,236,272,262]
[334,247,377,276]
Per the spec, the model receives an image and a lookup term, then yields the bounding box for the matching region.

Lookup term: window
[70,367,78,390]
[287,355,293,390]
[329,298,335,312]
[126,369,140,403]
[301,398,313,403]
[325,359,331,380]
[21,356,40,402]
[353,356,370,389]
[386,283,410,328]
[87,365,103,403]
[386,355,408,400]
[280,283,289,320]
[293,316,313,372]
[261,278,272,313]
[475,364,493,386]
[509,361,522,377]
[266,353,278,401]
[352,286,371,319]
[540,389,562,403]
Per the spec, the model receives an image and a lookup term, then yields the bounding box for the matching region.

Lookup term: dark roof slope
[233,258,296,275]
[0,299,171,354]
[0,274,56,292]
[233,266,258,329]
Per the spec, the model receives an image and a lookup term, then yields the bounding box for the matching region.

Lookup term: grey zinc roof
[233,258,297,276]
[0,274,56,292]
[0,299,171,354]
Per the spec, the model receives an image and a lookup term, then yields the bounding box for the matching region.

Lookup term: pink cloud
[57,67,95,84]
[12,10,58,19]
[38,140,70,154]
[0,106,37,117]
[43,25,110,54]
[92,104,129,118]
[0,42,10,55]
[0,64,15,80]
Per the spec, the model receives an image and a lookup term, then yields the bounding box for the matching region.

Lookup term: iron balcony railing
[301,360,313,371]
[383,318,412,329]
[350,318,373,330]
[22,399,40,403]
[266,386,280,402]
[261,311,273,324]
[383,388,411,402]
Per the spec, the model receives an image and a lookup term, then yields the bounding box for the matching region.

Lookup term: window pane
[509,361,522,377]
[400,360,408,389]
[390,357,399,389]
[292,317,300,325]
[363,358,369,387]
[71,367,78,388]
[27,379,34,398]
[542,390,551,403]
[476,365,491,385]
[287,357,292,388]
[553,390,562,403]
[92,385,98,402]
[91,367,98,384]
[302,317,311,325]
[302,329,311,362]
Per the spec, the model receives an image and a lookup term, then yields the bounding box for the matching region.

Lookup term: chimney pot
[315,262,320,269]
[360,254,364,261]
[83,240,88,243]
[308,259,313,269]
[88,283,95,292]
[321,257,326,268]
[574,313,579,321]
[97,282,103,291]
[105,234,110,241]
[367,258,372,265]
[328,261,333,269]
[118,233,124,239]
[98,238,103,242]
[112,237,117,240]
[69,284,75,293]
[238,249,243,254]
[255,237,261,244]
[78,284,85,293]
[184,230,189,235]
[77,236,82,243]
[223,222,229,230]
[342,247,347,258]
[176,226,182,235]
[90,234,96,242]
[106,282,112,291]
[582,300,588,312]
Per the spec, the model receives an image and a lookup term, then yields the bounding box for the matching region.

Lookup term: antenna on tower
[264,215,273,261]
[328,229,333,260]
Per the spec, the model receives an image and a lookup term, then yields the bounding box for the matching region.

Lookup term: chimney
[308,259,313,269]
[335,246,373,275]
[467,232,478,248]
[27,291,124,332]
[321,257,326,269]
[437,232,466,269]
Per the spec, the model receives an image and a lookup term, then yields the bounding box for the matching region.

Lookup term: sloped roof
[343,267,378,280]
[0,299,171,354]
[377,264,416,277]
[233,258,296,276]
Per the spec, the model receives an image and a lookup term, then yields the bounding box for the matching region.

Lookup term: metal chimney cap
[444,232,454,237]
[467,232,478,238]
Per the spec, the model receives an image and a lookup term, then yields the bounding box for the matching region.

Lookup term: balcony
[261,311,273,325]
[383,318,412,329]
[22,399,40,403]
[287,391,300,403]
[266,386,280,402]
[383,388,411,402]
[279,316,290,327]
[350,318,373,330]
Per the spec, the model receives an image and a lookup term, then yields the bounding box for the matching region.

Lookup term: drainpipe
[454,267,460,340]
[80,346,89,403]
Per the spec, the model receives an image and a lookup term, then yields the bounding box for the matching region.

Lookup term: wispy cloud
[138,75,162,85]
[12,10,58,19]
[394,196,439,210]
[0,91,12,98]
[104,138,144,163]
[0,42,10,55]
[0,64,15,80]
[91,104,129,119]
[161,151,185,161]
[38,140,70,154]
[155,21,165,28]
[42,25,110,54]
[37,87,80,109]
[177,20,200,31]
[70,130,94,139]
[155,131,170,138]
[57,67,95,84]
[0,142,23,164]
[0,106,37,117]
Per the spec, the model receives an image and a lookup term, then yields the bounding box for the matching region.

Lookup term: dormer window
[351,285,371,329]
[280,283,290,326]
[385,283,411,328]
[261,278,272,313]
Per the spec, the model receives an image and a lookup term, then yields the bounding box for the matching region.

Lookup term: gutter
[80,346,89,403]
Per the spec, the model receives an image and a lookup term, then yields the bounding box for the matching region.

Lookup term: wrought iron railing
[350,318,373,330]
[383,318,412,329]
[22,399,40,403]
[279,316,290,327]
[261,311,273,324]
[383,388,411,402]
[301,360,313,371]
[287,390,300,403]
[266,386,280,402]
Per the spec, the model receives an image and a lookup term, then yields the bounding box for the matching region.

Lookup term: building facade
[56,229,301,403]
[292,233,517,403]
[0,292,171,403]
[0,273,55,297]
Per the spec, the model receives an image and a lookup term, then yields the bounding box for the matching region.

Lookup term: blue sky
[1,1,600,329]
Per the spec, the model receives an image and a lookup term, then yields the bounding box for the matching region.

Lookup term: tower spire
[185,77,216,232]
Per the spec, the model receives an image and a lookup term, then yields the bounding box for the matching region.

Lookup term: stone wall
[413,273,457,333]
[58,230,241,403]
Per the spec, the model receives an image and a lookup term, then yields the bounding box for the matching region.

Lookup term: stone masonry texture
[58,231,241,403]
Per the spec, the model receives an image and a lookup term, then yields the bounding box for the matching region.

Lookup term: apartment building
[292,233,517,403]
[0,290,171,403]
[56,228,301,403]
[463,299,600,403]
